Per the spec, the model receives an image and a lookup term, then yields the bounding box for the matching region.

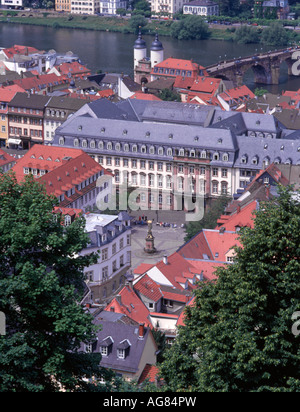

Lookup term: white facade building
[183,0,219,16]
[71,0,100,14]
[81,212,132,303]
[151,0,185,16]
[1,0,23,8]
[99,0,128,14]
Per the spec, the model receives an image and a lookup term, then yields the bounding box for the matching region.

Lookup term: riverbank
[0,13,237,42]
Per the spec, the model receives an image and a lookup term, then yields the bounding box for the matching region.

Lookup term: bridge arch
[242,63,272,85]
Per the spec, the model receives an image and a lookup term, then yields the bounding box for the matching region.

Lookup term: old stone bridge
[205,47,300,86]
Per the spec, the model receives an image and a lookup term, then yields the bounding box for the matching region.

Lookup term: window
[212,168,218,177]
[100,346,108,356]
[74,138,79,147]
[212,181,218,194]
[59,137,64,145]
[102,266,108,280]
[102,248,108,261]
[65,215,71,226]
[221,182,228,195]
[222,168,228,178]
[117,349,125,359]
[140,174,146,186]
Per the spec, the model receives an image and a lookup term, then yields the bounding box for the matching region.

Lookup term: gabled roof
[0,148,16,168]
[147,251,200,290]
[1,45,41,59]
[151,58,205,75]
[8,92,50,110]
[0,85,24,104]
[89,320,156,374]
[138,364,160,385]
[130,92,162,101]
[105,285,151,327]
[11,146,86,182]
[177,229,241,262]
[134,274,163,303]
[216,200,257,231]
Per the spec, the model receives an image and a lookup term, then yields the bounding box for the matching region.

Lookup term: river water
[0,22,300,93]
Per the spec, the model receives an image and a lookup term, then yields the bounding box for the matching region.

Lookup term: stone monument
[144,220,156,254]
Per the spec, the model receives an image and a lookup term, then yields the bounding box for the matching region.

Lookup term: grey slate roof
[57,115,238,152]
[91,320,152,374]
[8,92,50,109]
[52,98,300,171]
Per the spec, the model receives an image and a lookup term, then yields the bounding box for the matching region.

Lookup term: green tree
[129,14,148,34]
[261,22,289,46]
[160,186,300,392]
[234,25,260,44]
[0,172,110,392]
[171,16,210,40]
[159,88,181,102]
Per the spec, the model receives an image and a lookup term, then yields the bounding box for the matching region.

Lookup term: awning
[8,138,21,145]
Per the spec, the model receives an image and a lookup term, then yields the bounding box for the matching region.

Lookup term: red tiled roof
[177,229,241,262]
[133,263,154,275]
[176,297,196,327]
[138,364,160,385]
[11,146,86,183]
[53,206,83,218]
[134,274,162,303]
[0,148,16,167]
[152,252,199,290]
[0,85,25,104]
[130,92,162,101]
[2,45,41,59]
[218,85,255,102]
[105,285,151,327]
[187,260,224,282]
[175,76,221,94]
[13,73,67,92]
[161,289,190,304]
[11,146,110,205]
[216,201,257,232]
[55,61,91,77]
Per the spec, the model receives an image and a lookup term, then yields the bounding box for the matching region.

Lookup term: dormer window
[117,339,131,359]
[241,155,248,164]
[100,336,114,356]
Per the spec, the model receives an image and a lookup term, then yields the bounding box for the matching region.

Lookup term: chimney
[237,205,241,214]
[163,255,168,265]
[138,323,145,340]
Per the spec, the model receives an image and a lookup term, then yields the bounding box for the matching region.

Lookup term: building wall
[55,0,71,12]
[99,0,128,15]
[151,0,185,15]
[71,0,100,14]
[183,3,219,16]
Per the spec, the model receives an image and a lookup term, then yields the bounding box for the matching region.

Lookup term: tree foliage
[0,172,110,392]
[160,187,300,392]
[171,16,210,41]
[260,22,289,46]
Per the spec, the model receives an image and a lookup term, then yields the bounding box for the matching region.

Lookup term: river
[0,22,300,93]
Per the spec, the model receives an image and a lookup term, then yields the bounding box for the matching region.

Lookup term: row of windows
[60,137,230,161]
[101,235,131,261]
[153,67,193,77]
